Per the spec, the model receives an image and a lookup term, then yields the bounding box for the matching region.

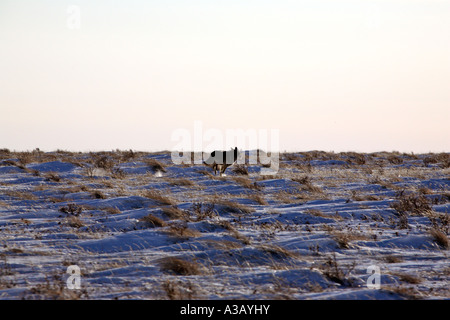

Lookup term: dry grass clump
[214,199,255,214]
[341,152,366,165]
[165,222,200,240]
[158,257,203,275]
[383,255,404,263]
[425,210,450,234]
[44,172,62,182]
[196,169,214,178]
[232,164,249,175]
[423,153,450,168]
[319,253,356,286]
[26,276,89,300]
[167,178,195,187]
[162,280,199,300]
[429,228,449,249]
[305,209,343,221]
[92,155,115,171]
[91,190,107,199]
[59,203,83,216]
[118,149,139,162]
[247,193,268,205]
[233,176,263,191]
[214,220,251,245]
[139,214,166,228]
[3,190,37,201]
[161,206,188,220]
[190,202,216,221]
[331,231,372,249]
[144,158,166,173]
[292,176,324,194]
[67,216,84,228]
[101,206,121,214]
[141,189,176,206]
[258,244,299,259]
[387,154,404,165]
[391,272,423,284]
[390,190,432,215]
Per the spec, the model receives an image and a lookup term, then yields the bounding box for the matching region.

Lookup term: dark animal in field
[204,147,239,176]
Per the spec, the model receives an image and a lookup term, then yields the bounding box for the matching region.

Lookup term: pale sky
[1,0,449,153]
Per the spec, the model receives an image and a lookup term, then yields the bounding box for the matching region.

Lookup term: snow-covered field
[0,149,448,300]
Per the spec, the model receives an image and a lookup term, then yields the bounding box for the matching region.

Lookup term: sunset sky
[1,0,449,152]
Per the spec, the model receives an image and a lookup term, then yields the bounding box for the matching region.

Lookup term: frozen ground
[0,149,448,299]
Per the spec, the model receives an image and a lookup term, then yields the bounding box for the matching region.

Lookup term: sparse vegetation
[139,214,166,228]
[141,189,176,205]
[0,149,449,299]
[59,203,83,216]
[214,199,255,214]
[319,253,356,287]
[391,190,432,215]
[158,257,203,275]
[232,164,249,175]
[429,228,449,249]
[145,158,166,173]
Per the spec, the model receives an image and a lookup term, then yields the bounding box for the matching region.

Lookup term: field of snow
[0,149,448,300]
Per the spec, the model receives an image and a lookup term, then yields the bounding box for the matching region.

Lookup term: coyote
[204,147,239,176]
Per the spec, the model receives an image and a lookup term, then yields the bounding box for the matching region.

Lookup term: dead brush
[26,273,89,299]
[319,253,356,287]
[342,152,366,165]
[59,203,83,216]
[258,244,299,259]
[423,153,450,168]
[144,158,166,173]
[390,190,432,215]
[190,202,216,221]
[196,169,214,178]
[429,228,449,249]
[161,206,189,220]
[391,272,423,284]
[233,176,263,191]
[101,206,121,214]
[387,154,404,165]
[214,199,255,214]
[3,190,37,201]
[67,216,84,228]
[91,190,107,199]
[247,193,268,205]
[331,231,371,249]
[167,178,195,187]
[165,221,200,240]
[141,189,176,206]
[110,167,126,179]
[158,257,203,276]
[45,172,61,183]
[93,155,115,171]
[232,164,249,175]
[298,180,324,194]
[162,279,198,300]
[292,175,311,185]
[424,210,449,234]
[139,214,166,228]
